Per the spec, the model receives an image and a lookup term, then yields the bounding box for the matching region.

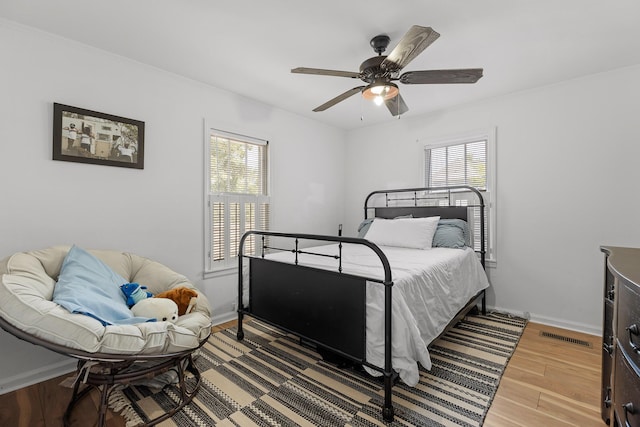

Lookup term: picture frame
[53,103,145,169]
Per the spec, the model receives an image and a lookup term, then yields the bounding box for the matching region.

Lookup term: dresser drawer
[617,279,640,369]
[614,348,640,427]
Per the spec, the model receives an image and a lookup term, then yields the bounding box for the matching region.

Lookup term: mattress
[244,243,490,386]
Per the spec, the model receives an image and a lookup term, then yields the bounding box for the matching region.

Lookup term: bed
[236,186,489,422]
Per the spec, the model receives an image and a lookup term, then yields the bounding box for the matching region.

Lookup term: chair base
[63,352,202,427]
[0,315,210,427]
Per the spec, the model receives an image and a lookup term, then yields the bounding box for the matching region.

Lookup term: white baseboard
[529,313,601,336]
[490,305,601,336]
[211,311,237,326]
[0,358,76,395]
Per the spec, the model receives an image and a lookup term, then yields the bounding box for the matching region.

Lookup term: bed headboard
[373,206,468,221]
[364,185,486,267]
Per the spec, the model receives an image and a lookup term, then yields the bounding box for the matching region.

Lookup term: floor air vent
[539,331,592,347]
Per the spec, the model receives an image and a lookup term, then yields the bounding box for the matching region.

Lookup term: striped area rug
[110,312,526,426]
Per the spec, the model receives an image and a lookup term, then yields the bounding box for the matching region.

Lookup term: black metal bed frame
[236,185,487,422]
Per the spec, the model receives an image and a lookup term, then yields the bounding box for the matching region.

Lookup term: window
[205,128,269,271]
[425,141,487,189]
[423,128,496,263]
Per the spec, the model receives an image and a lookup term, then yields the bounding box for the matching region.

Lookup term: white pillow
[365,216,440,249]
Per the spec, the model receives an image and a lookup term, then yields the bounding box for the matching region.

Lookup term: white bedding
[243,244,489,386]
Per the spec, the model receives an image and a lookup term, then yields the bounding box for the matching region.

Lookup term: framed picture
[53,103,145,169]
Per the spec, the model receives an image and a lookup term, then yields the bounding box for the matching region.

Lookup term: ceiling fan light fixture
[362,81,399,104]
[293,26,482,116]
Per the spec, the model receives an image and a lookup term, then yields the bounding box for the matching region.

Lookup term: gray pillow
[357,218,374,238]
[432,219,470,249]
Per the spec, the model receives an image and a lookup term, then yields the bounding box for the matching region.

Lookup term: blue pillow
[432,219,470,249]
[53,245,152,326]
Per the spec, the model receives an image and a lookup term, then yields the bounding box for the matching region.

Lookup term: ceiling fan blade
[313,86,365,112]
[381,26,440,72]
[385,94,409,117]
[400,68,484,84]
[292,67,360,79]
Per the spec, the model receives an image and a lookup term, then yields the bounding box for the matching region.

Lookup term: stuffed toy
[120,283,153,308]
[131,297,178,322]
[155,287,199,316]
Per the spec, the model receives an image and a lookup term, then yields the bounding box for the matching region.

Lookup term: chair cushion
[0,246,211,355]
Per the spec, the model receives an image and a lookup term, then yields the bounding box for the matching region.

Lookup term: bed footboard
[237,231,396,421]
[249,257,367,359]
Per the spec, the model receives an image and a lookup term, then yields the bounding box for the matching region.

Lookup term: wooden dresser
[601,246,640,427]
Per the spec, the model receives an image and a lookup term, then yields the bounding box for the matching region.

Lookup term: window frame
[204,125,270,276]
[422,127,497,266]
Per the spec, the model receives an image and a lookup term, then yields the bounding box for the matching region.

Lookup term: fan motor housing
[359,56,391,83]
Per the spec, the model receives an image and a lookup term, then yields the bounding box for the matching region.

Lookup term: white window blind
[206,129,269,270]
[425,140,487,190]
[424,132,495,263]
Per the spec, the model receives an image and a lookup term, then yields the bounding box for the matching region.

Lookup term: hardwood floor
[0,320,603,426]
[485,322,603,427]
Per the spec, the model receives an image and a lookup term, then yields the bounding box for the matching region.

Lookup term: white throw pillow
[365,216,440,249]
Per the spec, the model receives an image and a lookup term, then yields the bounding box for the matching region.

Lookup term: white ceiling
[2,0,640,130]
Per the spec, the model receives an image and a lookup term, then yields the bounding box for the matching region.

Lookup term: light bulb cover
[362,81,399,102]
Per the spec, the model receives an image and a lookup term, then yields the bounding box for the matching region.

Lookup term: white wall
[0,20,345,392]
[344,64,640,334]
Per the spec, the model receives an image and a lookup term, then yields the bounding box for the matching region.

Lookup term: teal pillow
[432,219,470,249]
[52,245,152,326]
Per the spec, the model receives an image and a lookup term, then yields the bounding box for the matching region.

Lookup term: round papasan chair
[0,245,212,427]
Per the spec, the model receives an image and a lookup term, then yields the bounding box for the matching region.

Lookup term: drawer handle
[623,402,635,427]
[628,324,640,353]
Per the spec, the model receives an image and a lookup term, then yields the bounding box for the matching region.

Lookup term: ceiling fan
[292,25,483,116]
